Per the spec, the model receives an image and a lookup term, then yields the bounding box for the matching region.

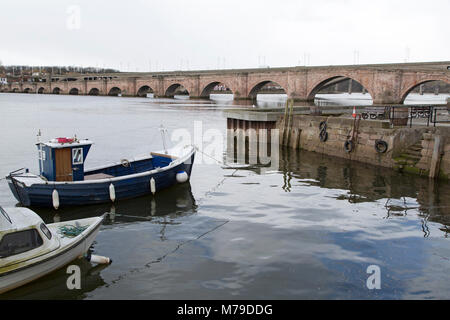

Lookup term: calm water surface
[1,93,450,299]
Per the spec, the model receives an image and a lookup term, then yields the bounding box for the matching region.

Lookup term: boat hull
[7,152,195,208]
[0,216,103,294]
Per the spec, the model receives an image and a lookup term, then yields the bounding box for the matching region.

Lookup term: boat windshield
[0,206,12,224]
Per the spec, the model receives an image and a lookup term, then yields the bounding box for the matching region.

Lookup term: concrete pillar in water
[348,79,353,95]
[434,86,439,95]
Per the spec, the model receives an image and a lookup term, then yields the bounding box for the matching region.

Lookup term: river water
[1,92,450,299]
[214,92,450,107]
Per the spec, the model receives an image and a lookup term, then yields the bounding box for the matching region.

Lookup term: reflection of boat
[6,136,195,208]
[0,205,104,294]
[32,181,198,225]
[106,182,197,223]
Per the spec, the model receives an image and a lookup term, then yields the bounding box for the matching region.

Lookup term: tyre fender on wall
[344,140,353,153]
[375,140,388,153]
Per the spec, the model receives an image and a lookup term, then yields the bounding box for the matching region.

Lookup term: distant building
[0,77,7,85]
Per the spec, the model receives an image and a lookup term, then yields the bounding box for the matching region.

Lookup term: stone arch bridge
[5,62,449,104]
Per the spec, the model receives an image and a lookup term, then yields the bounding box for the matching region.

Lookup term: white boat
[0,205,105,294]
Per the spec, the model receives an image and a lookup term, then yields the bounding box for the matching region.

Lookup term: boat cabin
[37,137,93,182]
[0,206,58,263]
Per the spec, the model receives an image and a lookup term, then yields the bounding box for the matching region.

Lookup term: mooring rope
[195,148,237,169]
[99,143,244,288]
[106,219,230,287]
[191,148,241,206]
[103,147,239,287]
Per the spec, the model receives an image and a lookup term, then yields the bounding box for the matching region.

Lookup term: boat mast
[37,129,44,175]
[159,125,168,154]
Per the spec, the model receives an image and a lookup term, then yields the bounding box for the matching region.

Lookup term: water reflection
[209,93,234,103]
[33,183,197,225]
[213,92,448,109]
[2,92,450,299]
[224,127,450,235]
[209,93,288,108]
[1,257,108,300]
[278,147,450,233]
[0,183,197,299]
[255,94,288,108]
[314,93,373,106]
[122,92,448,111]
[404,93,450,105]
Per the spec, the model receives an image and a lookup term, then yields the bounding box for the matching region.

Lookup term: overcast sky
[0,0,448,71]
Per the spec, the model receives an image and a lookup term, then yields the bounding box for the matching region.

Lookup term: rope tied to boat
[58,225,88,238]
[195,148,236,169]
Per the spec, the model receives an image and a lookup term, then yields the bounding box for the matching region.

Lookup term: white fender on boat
[89,254,112,265]
[150,177,156,195]
[52,189,60,210]
[109,183,116,202]
[176,171,189,183]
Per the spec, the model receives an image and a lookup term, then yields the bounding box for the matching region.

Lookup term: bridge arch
[248,80,287,99]
[11,88,19,93]
[108,87,122,96]
[200,81,233,98]
[23,87,32,93]
[38,87,45,94]
[307,75,374,102]
[69,88,79,95]
[52,87,61,94]
[88,88,100,96]
[137,85,154,97]
[400,78,450,103]
[165,83,189,98]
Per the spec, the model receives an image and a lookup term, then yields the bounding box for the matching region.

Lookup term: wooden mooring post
[429,135,443,179]
[282,99,294,146]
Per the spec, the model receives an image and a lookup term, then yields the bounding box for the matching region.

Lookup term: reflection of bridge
[4,61,450,104]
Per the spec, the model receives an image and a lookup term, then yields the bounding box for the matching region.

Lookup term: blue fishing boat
[6,137,195,208]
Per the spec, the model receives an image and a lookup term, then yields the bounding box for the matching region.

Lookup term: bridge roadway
[5,61,450,104]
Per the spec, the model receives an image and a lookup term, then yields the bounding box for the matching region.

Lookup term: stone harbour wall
[278,115,450,180]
